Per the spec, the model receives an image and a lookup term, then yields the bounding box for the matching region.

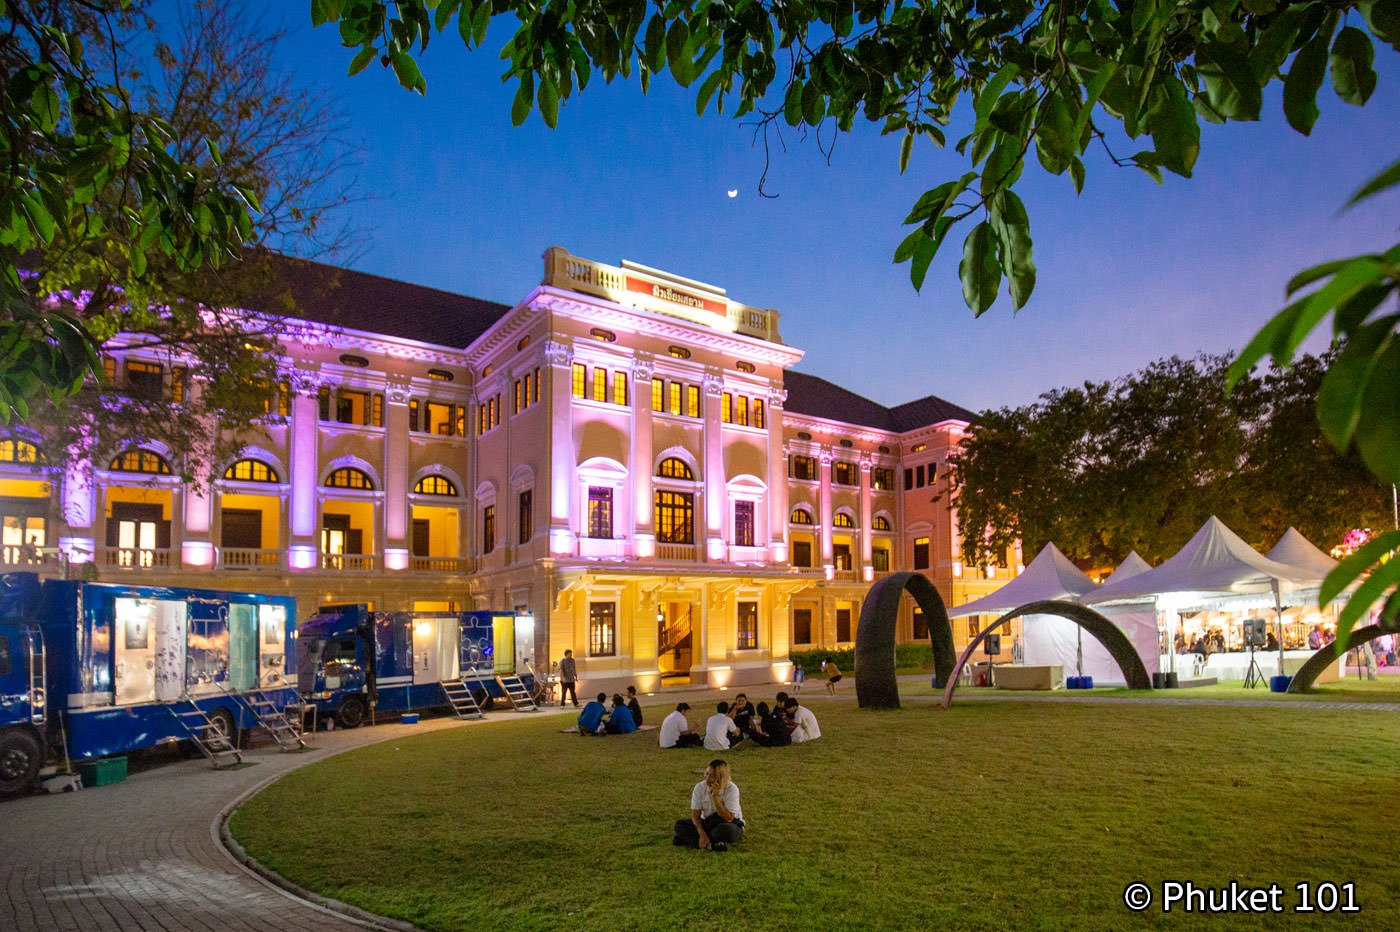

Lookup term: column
[631,358,655,557]
[818,450,834,576]
[382,380,411,570]
[701,373,725,561]
[765,387,788,562]
[287,379,320,570]
[59,449,96,566]
[544,340,576,555]
[859,455,874,582]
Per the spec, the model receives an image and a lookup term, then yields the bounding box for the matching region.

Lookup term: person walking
[558,649,578,707]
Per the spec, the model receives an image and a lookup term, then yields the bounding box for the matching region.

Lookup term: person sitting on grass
[626,685,644,727]
[704,701,741,751]
[730,693,757,738]
[759,700,792,747]
[578,692,608,735]
[605,694,637,734]
[659,702,703,748]
[673,759,744,851]
[785,697,821,743]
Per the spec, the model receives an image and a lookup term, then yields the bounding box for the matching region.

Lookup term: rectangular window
[904,468,914,491]
[457,404,468,436]
[873,548,890,572]
[721,392,732,423]
[651,378,664,411]
[791,455,817,481]
[592,366,607,402]
[913,608,929,640]
[336,390,370,425]
[409,399,420,432]
[793,609,813,645]
[572,362,586,398]
[792,540,812,568]
[277,380,291,417]
[372,393,384,427]
[668,381,681,416]
[425,401,455,435]
[518,490,533,544]
[171,366,188,404]
[736,602,758,650]
[587,487,613,539]
[103,356,116,382]
[736,395,748,427]
[588,603,616,657]
[686,384,700,418]
[872,467,895,491]
[514,379,523,414]
[752,398,765,429]
[733,501,754,547]
[916,464,925,487]
[532,368,541,403]
[836,608,852,643]
[612,370,628,406]
[318,385,331,420]
[833,543,853,571]
[126,360,163,399]
[833,461,857,486]
[914,536,930,570]
[482,505,496,554]
[654,490,694,544]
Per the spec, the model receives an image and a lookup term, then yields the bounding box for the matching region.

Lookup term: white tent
[1022,551,1159,685]
[1084,516,1327,680]
[947,542,1096,618]
[1266,527,1338,579]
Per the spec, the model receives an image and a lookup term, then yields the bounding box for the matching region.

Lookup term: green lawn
[921,677,1400,704]
[231,700,1400,931]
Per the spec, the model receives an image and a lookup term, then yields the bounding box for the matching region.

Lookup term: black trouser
[560,681,577,706]
[666,733,703,748]
[673,813,744,847]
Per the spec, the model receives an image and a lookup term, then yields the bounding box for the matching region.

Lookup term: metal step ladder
[166,701,242,769]
[496,674,539,712]
[440,679,486,720]
[226,687,309,751]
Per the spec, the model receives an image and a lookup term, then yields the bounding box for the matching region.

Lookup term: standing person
[785,698,821,743]
[704,701,740,751]
[625,685,644,727]
[822,657,843,695]
[577,692,607,735]
[659,702,703,748]
[558,649,579,707]
[792,664,805,693]
[672,759,745,850]
[605,694,637,734]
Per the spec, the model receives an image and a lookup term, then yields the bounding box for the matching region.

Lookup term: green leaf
[1346,155,1400,207]
[1250,8,1306,83]
[1287,257,1357,295]
[348,45,377,75]
[1068,157,1086,194]
[390,49,426,93]
[1321,530,1400,606]
[973,65,1020,131]
[1033,91,1075,175]
[695,70,723,116]
[130,245,147,279]
[981,135,1024,197]
[511,74,534,126]
[1195,39,1263,121]
[1317,317,1395,449]
[1363,0,1400,51]
[1353,336,1400,484]
[1071,63,1119,148]
[1147,78,1199,177]
[783,81,803,127]
[1334,550,1400,643]
[1330,27,1378,105]
[1283,32,1331,135]
[959,222,1001,315]
[1289,257,1387,349]
[30,83,60,132]
[1227,296,1306,389]
[538,78,559,128]
[990,191,1036,309]
[645,15,667,73]
[471,1,489,45]
[666,19,690,83]
[801,78,826,125]
[899,132,913,174]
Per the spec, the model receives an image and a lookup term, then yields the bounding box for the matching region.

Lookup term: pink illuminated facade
[0,247,1015,693]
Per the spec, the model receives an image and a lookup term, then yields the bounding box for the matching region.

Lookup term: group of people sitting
[575,686,645,735]
[658,692,819,749]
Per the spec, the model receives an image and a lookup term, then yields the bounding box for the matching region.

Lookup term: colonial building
[0,247,1017,694]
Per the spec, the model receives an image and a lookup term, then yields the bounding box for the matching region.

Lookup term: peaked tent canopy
[1266,527,1339,579]
[948,543,1096,618]
[1105,551,1152,583]
[1085,516,1323,607]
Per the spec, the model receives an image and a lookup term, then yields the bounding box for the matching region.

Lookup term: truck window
[0,635,10,676]
[323,637,358,664]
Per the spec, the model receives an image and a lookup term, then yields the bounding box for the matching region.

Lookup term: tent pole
[1274,581,1285,678]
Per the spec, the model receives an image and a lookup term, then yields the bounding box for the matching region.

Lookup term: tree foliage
[948,352,1391,569]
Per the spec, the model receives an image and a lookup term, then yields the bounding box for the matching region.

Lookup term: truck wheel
[336,696,366,729]
[0,729,43,797]
[207,707,239,749]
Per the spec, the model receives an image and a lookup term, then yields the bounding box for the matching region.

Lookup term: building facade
[0,247,1018,694]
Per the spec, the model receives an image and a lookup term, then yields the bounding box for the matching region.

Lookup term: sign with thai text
[625,276,726,317]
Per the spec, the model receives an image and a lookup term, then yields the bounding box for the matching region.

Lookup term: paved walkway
[3,680,1396,931]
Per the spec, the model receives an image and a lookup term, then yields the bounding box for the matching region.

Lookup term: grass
[231,696,1400,931]
[908,676,1400,704]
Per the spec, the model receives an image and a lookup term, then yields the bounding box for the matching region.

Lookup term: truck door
[258,604,289,687]
[411,616,459,684]
[113,598,187,705]
[228,604,258,691]
[514,614,536,674]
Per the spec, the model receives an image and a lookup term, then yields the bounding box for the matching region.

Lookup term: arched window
[224,459,279,483]
[0,438,43,464]
[109,449,171,474]
[414,475,458,496]
[325,467,374,490]
[872,515,892,531]
[790,508,814,525]
[657,457,694,480]
[833,512,855,528]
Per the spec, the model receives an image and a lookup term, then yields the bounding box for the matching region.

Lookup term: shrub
[788,643,935,676]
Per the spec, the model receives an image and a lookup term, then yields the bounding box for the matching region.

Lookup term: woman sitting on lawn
[673,759,744,851]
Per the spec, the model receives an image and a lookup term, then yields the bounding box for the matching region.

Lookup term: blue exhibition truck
[295,606,540,727]
[0,572,297,795]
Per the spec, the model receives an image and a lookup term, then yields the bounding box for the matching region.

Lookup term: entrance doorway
[657,602,693,685]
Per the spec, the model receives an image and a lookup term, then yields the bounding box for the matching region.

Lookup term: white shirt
[703,712,739,750]
[791,705,821,743]
[690,779,743,822]
[659,710,690,748]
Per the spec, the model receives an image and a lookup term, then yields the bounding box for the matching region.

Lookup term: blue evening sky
[262,9,1397,413]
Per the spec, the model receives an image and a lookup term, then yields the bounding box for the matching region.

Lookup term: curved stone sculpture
[1287,624,1388,693]
[940,600,1153,708]
[854,572,957,709]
